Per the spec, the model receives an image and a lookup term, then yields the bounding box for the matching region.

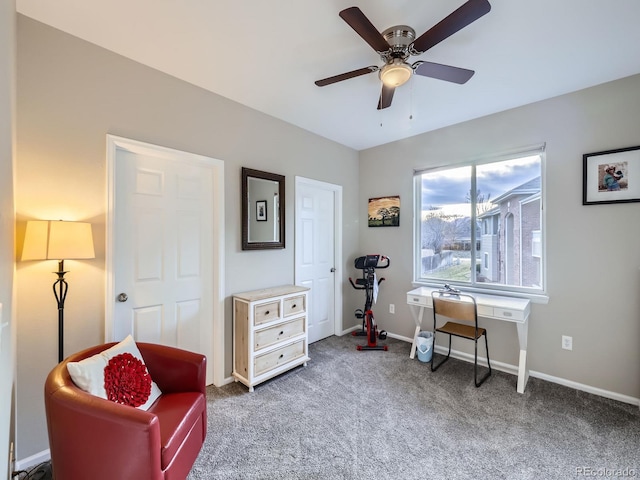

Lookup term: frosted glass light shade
[380,61,413,87]
[22,220,95,261]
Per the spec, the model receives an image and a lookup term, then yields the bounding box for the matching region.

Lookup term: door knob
[330,267,336,272]
[117,293,128,302]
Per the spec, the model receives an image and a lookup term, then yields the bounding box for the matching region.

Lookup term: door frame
[294,176,343,337]
[106,135,226,386]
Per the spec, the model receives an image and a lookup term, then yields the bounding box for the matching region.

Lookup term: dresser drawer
[283,295,305,317]
[254,317,305,351]
[254,340,306,377]
[254,301,280,326]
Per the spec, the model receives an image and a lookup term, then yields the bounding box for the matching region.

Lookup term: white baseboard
[385,331,413,343]
[390,335,639,407]
[340,325,360,336]
[431,344,518,376]
[15,448,50,471]
[529,370,640,407]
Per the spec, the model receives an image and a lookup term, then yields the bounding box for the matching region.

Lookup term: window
[531,230,541,258]
[414,148,544,294]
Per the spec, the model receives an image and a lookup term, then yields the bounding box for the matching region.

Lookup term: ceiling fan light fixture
[379,60,412,87]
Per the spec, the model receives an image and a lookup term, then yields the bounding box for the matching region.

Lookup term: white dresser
[233,285,310,392]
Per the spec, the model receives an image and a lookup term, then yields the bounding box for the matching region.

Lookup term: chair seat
[436,321,485,340]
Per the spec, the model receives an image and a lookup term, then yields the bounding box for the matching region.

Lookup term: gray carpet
[188,335,640,479]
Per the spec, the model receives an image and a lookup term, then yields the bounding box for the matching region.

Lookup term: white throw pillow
[67,335,162,410]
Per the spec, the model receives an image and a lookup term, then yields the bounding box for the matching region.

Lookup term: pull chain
[409,77,414,121]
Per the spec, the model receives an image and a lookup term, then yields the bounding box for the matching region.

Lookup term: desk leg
[409,325,421,359]
[408,306,425,359]
[515,320,529,394]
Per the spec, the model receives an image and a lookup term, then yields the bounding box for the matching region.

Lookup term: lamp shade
[22,220,95,261]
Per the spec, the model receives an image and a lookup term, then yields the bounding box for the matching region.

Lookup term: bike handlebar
[376,256,390,269]
[348,255,390,290]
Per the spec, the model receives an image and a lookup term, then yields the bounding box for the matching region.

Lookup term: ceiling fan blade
[377,84,395,110]
[339,7,390,53]
[411,0,491,55]
[414,61,475,84]
[315,66,379,87]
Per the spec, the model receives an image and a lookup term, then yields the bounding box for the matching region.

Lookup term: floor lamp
[21,220,95,363]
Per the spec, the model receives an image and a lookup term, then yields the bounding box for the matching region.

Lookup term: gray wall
[360,74,640,399]
[0,0,16,476]
[15,16,360,460]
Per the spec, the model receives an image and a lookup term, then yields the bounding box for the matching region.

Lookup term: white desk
[407,286,531,393]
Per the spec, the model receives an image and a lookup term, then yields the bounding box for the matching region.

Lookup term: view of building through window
[416,153,543,292]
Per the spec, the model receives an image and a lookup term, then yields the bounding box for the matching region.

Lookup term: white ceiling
[16,0,640,151]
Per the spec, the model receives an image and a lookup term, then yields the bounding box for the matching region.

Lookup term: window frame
[413,146,548,301]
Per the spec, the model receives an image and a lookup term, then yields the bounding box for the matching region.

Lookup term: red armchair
[44,342,207,480]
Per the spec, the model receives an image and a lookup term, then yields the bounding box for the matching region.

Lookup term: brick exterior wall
[521,198,541,286]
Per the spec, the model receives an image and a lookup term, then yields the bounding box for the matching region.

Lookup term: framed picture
[256,200,267,221]
[368,195,400,227]
[583,145,640,205]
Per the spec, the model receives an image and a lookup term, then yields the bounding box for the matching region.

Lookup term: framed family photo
[582,145,640,205]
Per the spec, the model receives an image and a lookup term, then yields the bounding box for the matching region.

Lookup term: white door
[295,177,342,343]
[106,136,225,386]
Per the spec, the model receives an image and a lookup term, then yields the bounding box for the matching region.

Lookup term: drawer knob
[292,304,297,308]
[265,310,270,315]
[413,298,419,302]
[503,311,512,317]
[279,354,284,359]
[279,331,284,335]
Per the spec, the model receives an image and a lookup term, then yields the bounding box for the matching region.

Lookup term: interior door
[107,136,225,386]
[295,177,342,343]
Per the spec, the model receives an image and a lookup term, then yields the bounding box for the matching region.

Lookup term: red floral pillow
[103,352,152,407]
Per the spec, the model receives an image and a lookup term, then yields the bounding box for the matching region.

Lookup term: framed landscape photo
[368,195,400,227]
[583,145,640,205]
[256,200,267,221]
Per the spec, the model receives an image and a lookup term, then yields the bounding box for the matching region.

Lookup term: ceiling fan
[315,0,491,110]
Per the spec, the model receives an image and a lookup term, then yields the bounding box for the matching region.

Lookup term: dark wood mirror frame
[241,167,285,250]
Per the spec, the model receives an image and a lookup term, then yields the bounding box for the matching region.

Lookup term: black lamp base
[53,259,69,363]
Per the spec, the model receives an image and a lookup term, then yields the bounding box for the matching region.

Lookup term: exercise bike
[348,254,390,351]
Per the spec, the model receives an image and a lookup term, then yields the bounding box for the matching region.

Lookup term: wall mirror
[242,167,285,250]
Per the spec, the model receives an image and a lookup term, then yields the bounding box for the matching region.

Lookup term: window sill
[412,281,550,305]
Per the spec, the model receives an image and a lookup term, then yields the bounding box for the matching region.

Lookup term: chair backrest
[432,292,477,324]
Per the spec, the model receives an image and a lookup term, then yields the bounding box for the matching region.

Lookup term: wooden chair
[430,291,492,387]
